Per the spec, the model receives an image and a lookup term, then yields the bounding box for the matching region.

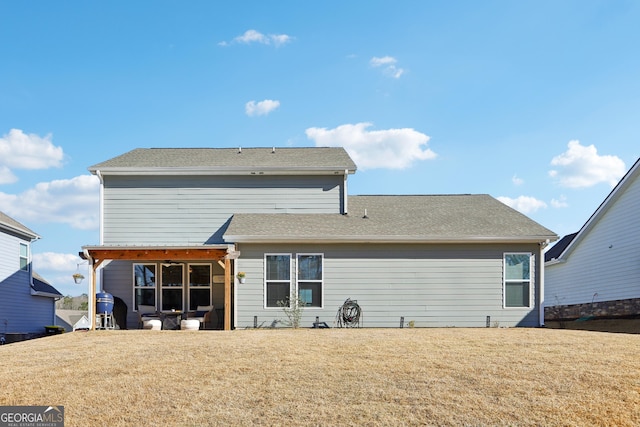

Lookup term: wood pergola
[82,246,236,331]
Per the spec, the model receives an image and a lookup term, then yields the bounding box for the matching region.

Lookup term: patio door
[161,264,184,311]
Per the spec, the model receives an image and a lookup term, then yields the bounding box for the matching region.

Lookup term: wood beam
[86,248,228,262]
[224,257,231,331]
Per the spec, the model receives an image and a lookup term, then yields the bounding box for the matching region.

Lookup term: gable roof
[89,147,357,175]
[544,232,577,262]
[545,157,640,263]
[31,271,63,298]
[0,211,40,240]
[224,194,557,243]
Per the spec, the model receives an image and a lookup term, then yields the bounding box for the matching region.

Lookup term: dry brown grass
[1,328,639,426]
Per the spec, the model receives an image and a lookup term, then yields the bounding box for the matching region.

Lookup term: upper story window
[504,253,533,308]
[19,243,29,271]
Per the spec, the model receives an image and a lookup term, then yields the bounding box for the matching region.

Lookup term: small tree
[62,295,74,310]
[277,293,306,329]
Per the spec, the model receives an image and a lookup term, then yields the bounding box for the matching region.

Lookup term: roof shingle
[224,194,557,243]
[89,147,357,172]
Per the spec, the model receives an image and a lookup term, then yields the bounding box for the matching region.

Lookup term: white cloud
[221,29,293,47]
[0,129,64,172]
[512,175,524,186]
[0,174,100,230]
[551,195,569,209]
[245,99,280,117]
[497,195,548,214]
[305,122,436,170]
[0,166,17,184]
[370,56,397,67]
[549,140,626,188]
[33,252,83,272]
[370,56,405,79]
[270,34,293,47]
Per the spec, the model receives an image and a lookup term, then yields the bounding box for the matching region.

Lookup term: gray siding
[235,243,543,328]
[546,171,640,306]
[102,175,344,245]
[0,232,54,334]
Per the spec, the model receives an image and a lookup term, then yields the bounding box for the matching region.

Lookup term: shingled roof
[89,147,357,173]
[224,194,558,243]
[31,271,63,298]
[0,211,40,239]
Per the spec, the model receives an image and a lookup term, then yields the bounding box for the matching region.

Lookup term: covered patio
[81,245,237,331]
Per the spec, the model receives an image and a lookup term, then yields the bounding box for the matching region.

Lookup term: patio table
[161,311,185,330]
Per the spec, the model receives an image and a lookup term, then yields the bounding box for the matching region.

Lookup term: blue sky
[1,1,638,297]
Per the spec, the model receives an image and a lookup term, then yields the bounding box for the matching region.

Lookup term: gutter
[539,241,547,327]
[223,235,559,244]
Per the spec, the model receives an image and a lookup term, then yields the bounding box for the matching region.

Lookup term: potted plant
[236,272,246,284]
[72,273,85,284]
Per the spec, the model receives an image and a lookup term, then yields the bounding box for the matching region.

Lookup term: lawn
[1,328,638,426]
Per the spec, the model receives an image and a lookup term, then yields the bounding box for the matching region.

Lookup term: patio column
[224,257,231,330]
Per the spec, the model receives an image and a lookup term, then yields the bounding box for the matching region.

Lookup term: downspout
[90,170,105,331]
[343,170,348,214]
[52,295,62,326]
[96,170,104,245]
[539,240,548,326]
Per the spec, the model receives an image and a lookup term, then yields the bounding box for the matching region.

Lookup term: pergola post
[224,257,231,330]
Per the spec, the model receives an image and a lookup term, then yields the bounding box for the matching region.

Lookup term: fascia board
[558,158,639,260]
[0,223,40,240]
[30,288,62,299]
[224,235,557,244]
[82,244,235,251]
[90,167,356,176]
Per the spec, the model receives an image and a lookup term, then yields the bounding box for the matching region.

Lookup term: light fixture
[72,260,88,284]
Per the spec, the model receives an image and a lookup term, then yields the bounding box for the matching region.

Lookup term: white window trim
[264,253,292,309]
[296,253,324,309]
[160,263,185,312]
[19,242,29,272]
[187,263,213,309]
[503,252,534,309]
[133,263,157,311]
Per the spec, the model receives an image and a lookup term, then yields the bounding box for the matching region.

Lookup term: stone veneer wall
[545,297,640,321]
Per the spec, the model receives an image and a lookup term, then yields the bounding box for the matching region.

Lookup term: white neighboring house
[545,158,640,320]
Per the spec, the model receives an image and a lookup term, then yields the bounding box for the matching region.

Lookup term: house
[0,212,62,337]
[545,157,640,321]
[82,147,557,329]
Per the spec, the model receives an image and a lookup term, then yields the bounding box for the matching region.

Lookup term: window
[504,253,532,308]
[189,264,211,310]
[297,254,323,307]
[19,243,29,271]
[265,254,291,307]
[134,264,156,310]
[161,264,184,311]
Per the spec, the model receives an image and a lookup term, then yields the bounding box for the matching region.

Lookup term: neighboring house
[56,309,90,332]
[82,147,557,330]
[0,212,62,335]
[545,158,640,321]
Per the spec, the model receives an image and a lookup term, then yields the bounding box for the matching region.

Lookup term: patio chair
[138,304,159,329]
[189,305,214,329]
